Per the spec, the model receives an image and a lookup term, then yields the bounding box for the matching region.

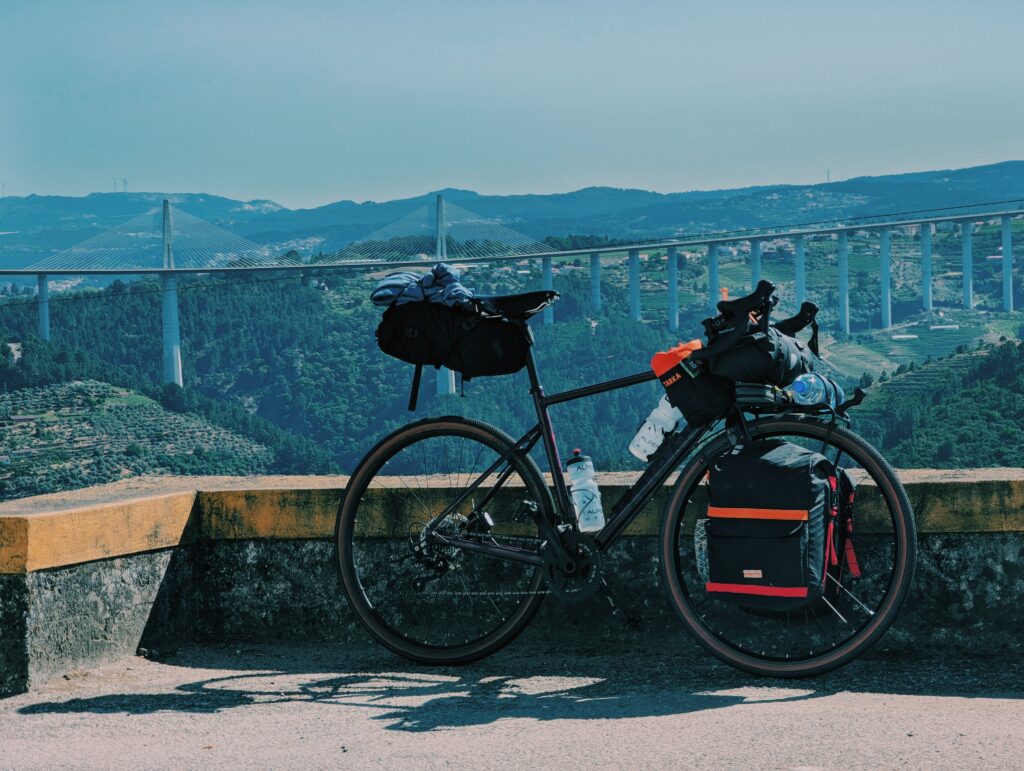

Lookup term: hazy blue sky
[3,0,1023,208]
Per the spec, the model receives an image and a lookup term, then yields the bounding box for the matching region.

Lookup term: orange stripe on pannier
[707,506,808,521]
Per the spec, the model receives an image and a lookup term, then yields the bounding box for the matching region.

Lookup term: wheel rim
[341,426,545,653]
[668,420,912,666]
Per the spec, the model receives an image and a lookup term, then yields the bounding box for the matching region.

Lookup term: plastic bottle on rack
[566,449,605,533]
[629,395,685,462]
[790,373,845,408]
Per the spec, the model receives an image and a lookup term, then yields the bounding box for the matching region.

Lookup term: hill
[0,265,1019,481]
[2,160,1023,266]
[0,380,274,500]
[853,341,1024,468]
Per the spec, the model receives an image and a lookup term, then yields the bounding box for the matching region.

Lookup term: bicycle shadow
[17,642,1023,730]
[16,645,818,729]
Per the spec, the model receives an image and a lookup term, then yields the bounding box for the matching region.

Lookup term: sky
[3,0,1024,209]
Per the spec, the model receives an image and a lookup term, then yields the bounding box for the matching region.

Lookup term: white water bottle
[566,449,605,533]
[790,373,845,407]
[629,395,684,462]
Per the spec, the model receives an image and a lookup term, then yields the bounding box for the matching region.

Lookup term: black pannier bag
[376,301,529,380]
[704,439,839,609]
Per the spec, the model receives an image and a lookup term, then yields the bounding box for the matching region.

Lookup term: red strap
[706,582,809,598]
[843,539,862,579]
[826,520,838,568]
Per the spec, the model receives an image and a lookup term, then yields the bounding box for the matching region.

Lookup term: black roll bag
[708,327,814,387]
[704,439,840,609]
[376,302,529,379]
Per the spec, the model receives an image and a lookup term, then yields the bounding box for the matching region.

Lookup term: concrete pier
[161,273,183,386]
[436,367,456,396]
[921,224,933,311]
[750,239,762,289]
[36,274,50,341]
[962,221,973,309]
[837,231,849,334]
[667,246,679,332]
[542,256,553,325]
[161,201,183,387]
[1003,215,1014,312]
[628,249,641,321]
[794,235,806,306]
[590,252,601,313]
[879,227,892,329]
[707,244,719,313]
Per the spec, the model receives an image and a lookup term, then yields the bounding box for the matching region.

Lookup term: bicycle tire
[336,416,553,665]
[659,415,917,677]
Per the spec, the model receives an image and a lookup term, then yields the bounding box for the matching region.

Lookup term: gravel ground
[1,642,1022,770]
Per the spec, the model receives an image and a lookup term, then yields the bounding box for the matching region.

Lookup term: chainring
[542,533,603,601]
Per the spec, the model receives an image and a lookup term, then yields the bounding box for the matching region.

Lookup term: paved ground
[1,642,1022,769]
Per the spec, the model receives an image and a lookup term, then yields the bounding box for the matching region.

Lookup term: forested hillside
[855,342,1024,468]
[0,264,1022,488]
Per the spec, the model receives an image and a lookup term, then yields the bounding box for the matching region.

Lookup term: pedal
[599,577,645,633]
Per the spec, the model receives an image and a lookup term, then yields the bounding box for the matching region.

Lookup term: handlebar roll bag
[708,328,813,387]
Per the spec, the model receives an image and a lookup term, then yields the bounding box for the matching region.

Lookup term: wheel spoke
[339,422,546,661]
[667,417,915,673]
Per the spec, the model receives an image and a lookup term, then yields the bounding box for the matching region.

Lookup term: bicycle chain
[416,535,599,598]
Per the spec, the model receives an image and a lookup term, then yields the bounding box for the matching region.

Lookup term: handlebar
[702,279,777,337]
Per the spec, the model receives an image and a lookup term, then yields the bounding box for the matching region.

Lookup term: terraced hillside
[0,381,273,500]
[851,342,1024,468]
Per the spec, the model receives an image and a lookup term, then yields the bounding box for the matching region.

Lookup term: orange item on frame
[650,339,703,377]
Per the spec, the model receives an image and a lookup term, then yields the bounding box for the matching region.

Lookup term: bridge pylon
[161,200,183,387]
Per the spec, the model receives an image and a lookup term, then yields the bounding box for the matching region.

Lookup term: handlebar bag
[652,341,733,426]
[704,439,839,610]
[708,327,813,387]
[376,301,529,379]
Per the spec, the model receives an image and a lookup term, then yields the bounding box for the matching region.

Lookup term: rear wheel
[660,416,916,677]
[336,417,551,665]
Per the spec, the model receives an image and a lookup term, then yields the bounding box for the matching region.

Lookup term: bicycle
[335,288,917,677]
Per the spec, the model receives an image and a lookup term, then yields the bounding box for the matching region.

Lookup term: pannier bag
[376,301,529,380]
[704,439,839,610]
[651,340,733,427]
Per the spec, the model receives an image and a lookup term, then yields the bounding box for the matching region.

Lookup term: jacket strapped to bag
[372,264,531,411]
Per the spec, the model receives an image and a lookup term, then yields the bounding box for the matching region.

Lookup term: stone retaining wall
[1,471,1023,697]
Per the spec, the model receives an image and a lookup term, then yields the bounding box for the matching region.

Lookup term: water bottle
[629,395,685,462]
[790,373,845,407]
[566,449,605,533]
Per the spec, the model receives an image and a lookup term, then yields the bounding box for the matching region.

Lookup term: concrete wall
[1,471,1023,697]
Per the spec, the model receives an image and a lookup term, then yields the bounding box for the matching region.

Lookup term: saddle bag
[704,440,839,610]
[376,301,529,380]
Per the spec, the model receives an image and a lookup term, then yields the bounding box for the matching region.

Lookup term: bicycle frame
[429,328,713,568]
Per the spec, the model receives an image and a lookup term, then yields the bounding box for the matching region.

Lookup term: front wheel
[660,416,917,677]
[336,416,552,665]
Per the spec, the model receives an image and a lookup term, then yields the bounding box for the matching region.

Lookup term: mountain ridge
[2,160,1023,267]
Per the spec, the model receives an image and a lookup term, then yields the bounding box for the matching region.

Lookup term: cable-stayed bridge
[2,194,1024,395]
[324,196,551,264]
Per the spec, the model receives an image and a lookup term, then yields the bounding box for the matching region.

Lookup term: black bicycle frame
[432,333,712,568]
